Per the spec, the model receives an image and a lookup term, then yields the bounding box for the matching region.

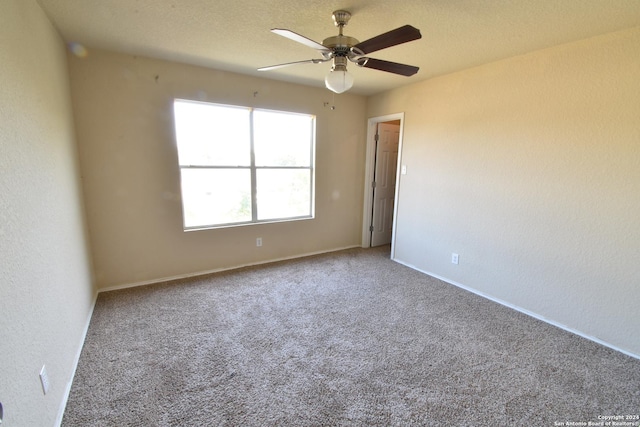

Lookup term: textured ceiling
[37,0,640,96]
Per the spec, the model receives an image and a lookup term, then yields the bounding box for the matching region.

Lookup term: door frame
[361,112,405,258]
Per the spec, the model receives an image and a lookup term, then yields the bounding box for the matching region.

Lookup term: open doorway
[361,113,404,257]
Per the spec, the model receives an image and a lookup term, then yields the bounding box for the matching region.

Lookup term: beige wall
[68,50,367,289]
[0,1,95,425]
[369,27,640,356]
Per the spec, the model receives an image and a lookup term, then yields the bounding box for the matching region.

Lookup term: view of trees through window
[173,99,315,229]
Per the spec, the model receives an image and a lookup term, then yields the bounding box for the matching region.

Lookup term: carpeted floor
[62,246,640,426]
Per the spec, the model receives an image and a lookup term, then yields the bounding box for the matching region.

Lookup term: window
[173,99,315,229]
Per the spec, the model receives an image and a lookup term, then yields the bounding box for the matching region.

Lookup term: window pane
[174,100,250,166]
[256,169,311,220]
[180,168,251,227]
[253,110,312,167]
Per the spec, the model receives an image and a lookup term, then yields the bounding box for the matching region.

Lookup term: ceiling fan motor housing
[322,35,359,56]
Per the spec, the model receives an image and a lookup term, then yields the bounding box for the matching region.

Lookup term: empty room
[1,0,639,425]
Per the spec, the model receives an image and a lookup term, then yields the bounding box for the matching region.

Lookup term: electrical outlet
[451,253,459,265]
[256,237,262,247]
[39,365,50,395]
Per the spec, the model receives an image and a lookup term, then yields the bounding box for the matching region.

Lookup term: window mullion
[249,109,258,221]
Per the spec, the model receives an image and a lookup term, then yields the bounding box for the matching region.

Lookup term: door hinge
[369,225,374,232]
[374,133,379,142]
[372,181,376,188]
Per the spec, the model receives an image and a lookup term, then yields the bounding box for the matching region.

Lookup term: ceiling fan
[258,10,422,93]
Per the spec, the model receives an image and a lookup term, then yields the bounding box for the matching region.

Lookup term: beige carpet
[62,246,640,426]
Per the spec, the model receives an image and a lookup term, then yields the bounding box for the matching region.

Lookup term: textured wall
[368,27,640,356]
[0,1,95,425]
[68,50,367,289]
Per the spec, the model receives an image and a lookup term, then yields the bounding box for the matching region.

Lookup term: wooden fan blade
[258,58,329,71]
[353,25,421,54]
[358,58,419,76]
[271,29,330,52]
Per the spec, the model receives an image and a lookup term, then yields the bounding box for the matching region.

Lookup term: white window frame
[173,99,316,230]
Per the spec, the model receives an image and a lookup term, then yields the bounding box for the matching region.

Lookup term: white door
[370,122,400,247]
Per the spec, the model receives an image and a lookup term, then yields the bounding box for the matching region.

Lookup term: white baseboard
[99,245,361,294]
[55,291,98,427]
[392,258,640,361]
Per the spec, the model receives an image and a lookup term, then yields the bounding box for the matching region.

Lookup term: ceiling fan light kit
[258,10,422,93]
[325,57,354,93]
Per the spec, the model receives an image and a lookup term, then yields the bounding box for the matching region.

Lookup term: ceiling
[37,0,640,96]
